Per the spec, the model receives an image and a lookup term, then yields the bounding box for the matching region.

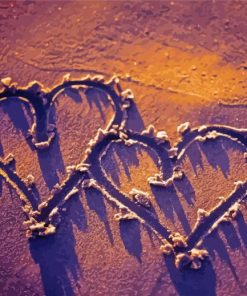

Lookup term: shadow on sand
[29,193,87,296]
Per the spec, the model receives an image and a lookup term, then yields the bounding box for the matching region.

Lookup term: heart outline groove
[0,74,246,270]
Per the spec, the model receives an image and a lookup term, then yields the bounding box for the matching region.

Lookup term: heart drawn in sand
[0,75,246,269]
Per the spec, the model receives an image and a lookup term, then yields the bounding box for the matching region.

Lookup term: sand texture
[0,1,247,296]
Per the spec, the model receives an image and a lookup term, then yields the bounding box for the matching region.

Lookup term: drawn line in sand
[0,75,246,269]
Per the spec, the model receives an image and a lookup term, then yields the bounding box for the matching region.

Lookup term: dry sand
[0,1,247,295]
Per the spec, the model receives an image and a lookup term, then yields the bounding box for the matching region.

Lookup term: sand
[0,1,247,295]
